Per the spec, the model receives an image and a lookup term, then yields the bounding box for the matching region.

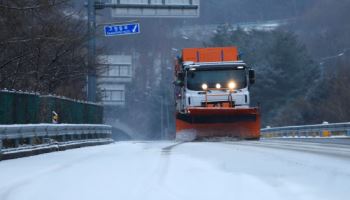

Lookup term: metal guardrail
[0,124,112,151]
[261,122,350,138]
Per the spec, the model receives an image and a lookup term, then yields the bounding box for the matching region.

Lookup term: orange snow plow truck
[174,47,260,141]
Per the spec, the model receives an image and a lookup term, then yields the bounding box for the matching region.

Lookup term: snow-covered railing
[261,122,350,138]
[0,124,113,159]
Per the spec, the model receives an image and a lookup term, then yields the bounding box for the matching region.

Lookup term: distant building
[97,55,133,107]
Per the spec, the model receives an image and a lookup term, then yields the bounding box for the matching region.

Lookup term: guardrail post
[28,137,33,146]
[14,138,20,148]
[40,136,44,144]
[0,138,3,152]
[62,135,66,142]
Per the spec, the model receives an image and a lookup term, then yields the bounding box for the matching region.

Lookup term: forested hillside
[204,0,350,127]
[279,0,350,125]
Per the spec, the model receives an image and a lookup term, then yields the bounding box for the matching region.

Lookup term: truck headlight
[228,81,236,90]
[216,83,221,89]
[202,83,208,90]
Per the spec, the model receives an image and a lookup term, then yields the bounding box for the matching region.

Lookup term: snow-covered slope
[0,141,349,200]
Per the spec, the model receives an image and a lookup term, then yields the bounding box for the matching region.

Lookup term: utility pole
[292,0,298,19]
[87,0,96,102]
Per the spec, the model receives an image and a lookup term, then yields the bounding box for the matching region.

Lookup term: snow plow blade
[176,107,260,141]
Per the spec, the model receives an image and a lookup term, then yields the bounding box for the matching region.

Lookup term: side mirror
[238,52,244,60]
[178,72,185,81]
[249,69,255,85]
[174,72,185,87]
[174,80,184,87]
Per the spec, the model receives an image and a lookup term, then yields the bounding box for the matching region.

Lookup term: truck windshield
[187,69,246,91]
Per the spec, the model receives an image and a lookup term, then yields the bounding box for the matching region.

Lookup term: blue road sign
[104,23,140,36]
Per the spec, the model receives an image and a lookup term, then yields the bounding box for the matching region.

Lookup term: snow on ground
[0,141,350,200]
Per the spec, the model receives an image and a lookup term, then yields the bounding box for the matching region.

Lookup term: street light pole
[319,48,350,80]
[160,96,164,140]
[145,93,168,140]
[87,0,97,102]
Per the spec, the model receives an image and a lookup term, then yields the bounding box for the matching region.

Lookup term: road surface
[0,140,350,200]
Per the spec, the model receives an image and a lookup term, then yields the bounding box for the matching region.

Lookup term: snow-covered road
[1,140,350,200]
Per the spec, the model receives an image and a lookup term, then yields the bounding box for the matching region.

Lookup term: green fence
[0,91,103,124]
[39,96,103,124]
[0,91,40,124]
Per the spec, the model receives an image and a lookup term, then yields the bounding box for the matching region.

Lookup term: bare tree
[0,0,92,99]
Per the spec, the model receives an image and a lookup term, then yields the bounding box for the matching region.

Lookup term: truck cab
[176,61,255,113]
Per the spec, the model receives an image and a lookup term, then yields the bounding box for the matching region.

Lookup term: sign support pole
[87,0,97,102]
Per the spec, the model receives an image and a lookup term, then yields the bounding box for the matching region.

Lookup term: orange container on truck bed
[182,47,238,63]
